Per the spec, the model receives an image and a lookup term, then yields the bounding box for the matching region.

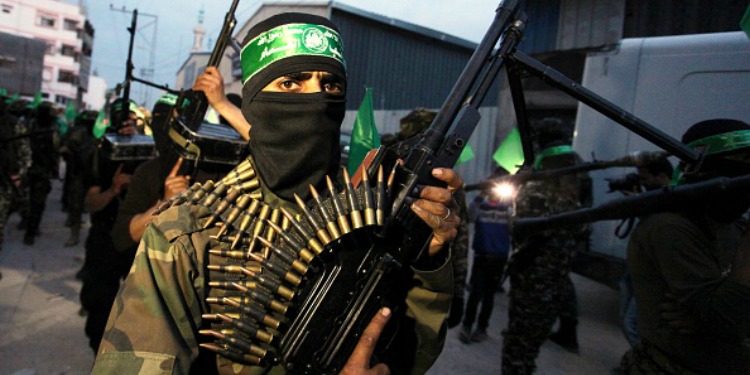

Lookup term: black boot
[549,317,579,353]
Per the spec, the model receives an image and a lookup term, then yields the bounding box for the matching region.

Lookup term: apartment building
[0,0,94,107]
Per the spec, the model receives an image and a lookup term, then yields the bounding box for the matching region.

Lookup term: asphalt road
[0,176,628,375]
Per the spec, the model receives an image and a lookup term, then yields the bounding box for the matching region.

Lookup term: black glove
[447,296,464,328]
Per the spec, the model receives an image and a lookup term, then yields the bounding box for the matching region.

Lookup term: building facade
[0,0,95,108]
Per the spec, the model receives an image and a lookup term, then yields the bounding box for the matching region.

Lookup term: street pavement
[0,177,628,375]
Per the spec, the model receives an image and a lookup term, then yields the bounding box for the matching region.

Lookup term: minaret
[192,6,206,52]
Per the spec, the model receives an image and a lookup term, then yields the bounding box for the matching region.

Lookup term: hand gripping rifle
[177,0,239,131]
[168,0,247,174]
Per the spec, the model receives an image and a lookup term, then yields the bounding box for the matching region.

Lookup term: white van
[571,31,750,286]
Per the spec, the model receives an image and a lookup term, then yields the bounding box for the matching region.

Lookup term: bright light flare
[492,182,516,200]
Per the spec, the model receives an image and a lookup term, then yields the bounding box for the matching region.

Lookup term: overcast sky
[82,0,501,107]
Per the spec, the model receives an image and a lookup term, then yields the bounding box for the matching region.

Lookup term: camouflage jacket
[0,113,31,190]
[508,177,583,273]
[92,172,453,375]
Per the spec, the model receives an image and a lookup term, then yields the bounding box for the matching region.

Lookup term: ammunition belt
[155,160,393,371]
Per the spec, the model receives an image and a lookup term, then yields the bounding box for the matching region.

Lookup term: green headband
[533,145,573,169]
[157,93,178,106]
[241,23,345,85]
[686,130,750,156]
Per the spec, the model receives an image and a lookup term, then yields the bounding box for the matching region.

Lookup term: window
[44,41,56,55]
[0,55,15,69]
[38,14,56,28]
[2,4,13,14]
[58,70,77,84]
[55,95,70,105]
[63,19,77,31]
[61,44,77,58]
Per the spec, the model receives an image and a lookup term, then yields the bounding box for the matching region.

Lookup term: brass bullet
[327,175,351,235]
[255,236,309,275]
[231,282,289,315]
[221,297,282,329]
[246,251,302,287]
[203,188,242,229]
[208,280,257,289]
[223,168,256,186]
[264,220,315,264]
[280,207,324,255]
[294,193,331,245]
[202,182,228,207]
[217,194,253,236]
[376,166,386,226]
[343,168,364,230]
[236,178,260,192]
[199,330,267,358]
[189,180,214,205]
[310,184,340,239]
[236,267,295,302]
[204,313,274,343]
[199,343,262,365]
[360,165,376,226]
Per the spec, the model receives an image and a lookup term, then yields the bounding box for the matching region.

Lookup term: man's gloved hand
[447,296,464,328]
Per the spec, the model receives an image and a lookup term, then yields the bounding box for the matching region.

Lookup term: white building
[0,0,92,106]
[82,73,105,110]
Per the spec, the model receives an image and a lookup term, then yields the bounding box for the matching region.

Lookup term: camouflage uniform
[501,176,582,375]
[0,111,32,251]
[92,159,453,375]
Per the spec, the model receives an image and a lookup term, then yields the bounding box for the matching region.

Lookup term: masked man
[621,119,750,375]
[92,13,461,375]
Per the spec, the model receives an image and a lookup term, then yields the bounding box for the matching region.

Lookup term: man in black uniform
[61,110,98,247]
[78,98,140,353]
[23,102,59,245]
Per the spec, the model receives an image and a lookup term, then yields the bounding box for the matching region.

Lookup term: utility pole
[110,5,158,107]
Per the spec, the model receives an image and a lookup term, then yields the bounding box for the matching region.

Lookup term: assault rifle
[277,1,525,372]
[168,0,247,173]
[216,0,712,374]
[177,0,240,130]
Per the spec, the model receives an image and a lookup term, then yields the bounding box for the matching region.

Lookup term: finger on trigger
[169,157,184,177]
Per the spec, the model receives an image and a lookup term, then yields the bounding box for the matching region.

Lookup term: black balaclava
[681,118,750,222]
[240,13,347,201]
[76,110,99,135]
[151,93,181,178]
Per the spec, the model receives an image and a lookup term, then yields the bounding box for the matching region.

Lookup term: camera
[606,173,641,193]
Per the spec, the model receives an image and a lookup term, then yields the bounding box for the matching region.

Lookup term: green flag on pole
[27,92,43,109]
[57,116,68,138]
[346,87,380,175]
[65,102,76,123]
[456,144,475,166]
[742,3,750,39]
[92,109,108,139]
[492,127,525,174]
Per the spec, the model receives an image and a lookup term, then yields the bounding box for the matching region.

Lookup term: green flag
[492,127,525,174]
[65,102,77,123]
[742,3,750,39]
[57,116,68,138]
[27,92,43,109]
[0,88,7,96]
[346,87,380,175]
[456,144,475,166]
[92,109,108,139]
